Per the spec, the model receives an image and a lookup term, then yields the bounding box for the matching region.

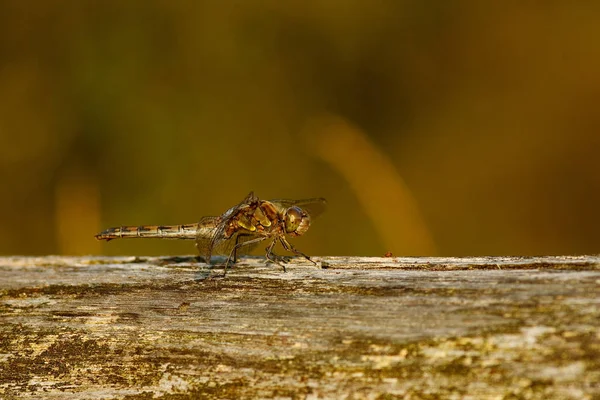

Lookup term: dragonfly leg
[224,236,267,275]
[279,237,317,266]
[265,239,286,272]
[233,234,253,263]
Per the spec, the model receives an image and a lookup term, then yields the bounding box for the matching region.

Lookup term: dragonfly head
[284,206,311,236]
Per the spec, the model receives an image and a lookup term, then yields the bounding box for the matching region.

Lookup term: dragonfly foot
[265,259,287,271]
[273,254,291,264]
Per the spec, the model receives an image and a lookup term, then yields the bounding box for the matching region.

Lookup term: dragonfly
[95,192,327,274]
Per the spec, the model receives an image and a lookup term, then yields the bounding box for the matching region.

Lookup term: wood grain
[1,255,599,399]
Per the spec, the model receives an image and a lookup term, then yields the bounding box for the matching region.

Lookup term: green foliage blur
[1,1,599,257]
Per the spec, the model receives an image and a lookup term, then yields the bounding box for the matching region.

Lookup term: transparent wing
[195,192,262,262]
[195,216,221,261]
[209,232,263,258]
[269,197,328,220]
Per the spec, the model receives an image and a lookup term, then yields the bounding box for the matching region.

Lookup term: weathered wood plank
[1,256,599,399]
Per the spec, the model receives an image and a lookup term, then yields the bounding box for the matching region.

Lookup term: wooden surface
[1,255,599,399]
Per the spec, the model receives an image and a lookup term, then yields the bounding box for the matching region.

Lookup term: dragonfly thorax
[284,206,311,236]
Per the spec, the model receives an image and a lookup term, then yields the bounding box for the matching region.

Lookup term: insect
[95,192,326,274]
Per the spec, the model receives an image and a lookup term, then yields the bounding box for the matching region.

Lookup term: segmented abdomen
[95,224,199,241]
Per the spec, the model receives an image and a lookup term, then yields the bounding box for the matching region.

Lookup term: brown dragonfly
[95,192,327,273]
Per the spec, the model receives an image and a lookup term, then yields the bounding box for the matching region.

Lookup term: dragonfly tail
[95,224,199,241]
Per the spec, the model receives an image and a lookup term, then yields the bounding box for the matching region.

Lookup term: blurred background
[1,1,599,257]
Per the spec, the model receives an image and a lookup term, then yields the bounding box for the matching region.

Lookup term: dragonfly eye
[284,206,311,236]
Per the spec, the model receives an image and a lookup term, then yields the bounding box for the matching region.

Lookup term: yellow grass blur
[306,115,436,255]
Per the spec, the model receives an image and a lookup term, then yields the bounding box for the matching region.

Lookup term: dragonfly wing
[195,216,223,262]
[197,192,263,262]
[210,232,263,259]
[269,197,328,220]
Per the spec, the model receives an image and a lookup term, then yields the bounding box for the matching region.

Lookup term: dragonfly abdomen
[95,224,199,241]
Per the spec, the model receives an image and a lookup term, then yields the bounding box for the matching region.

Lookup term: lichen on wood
[1,255,599,399]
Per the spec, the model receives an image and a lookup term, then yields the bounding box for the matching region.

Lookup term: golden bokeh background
[1,1,599,257]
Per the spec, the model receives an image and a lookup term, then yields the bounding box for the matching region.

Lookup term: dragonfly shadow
[152,255,220,281]
[191,256,232,281]
[156,256,203,265]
